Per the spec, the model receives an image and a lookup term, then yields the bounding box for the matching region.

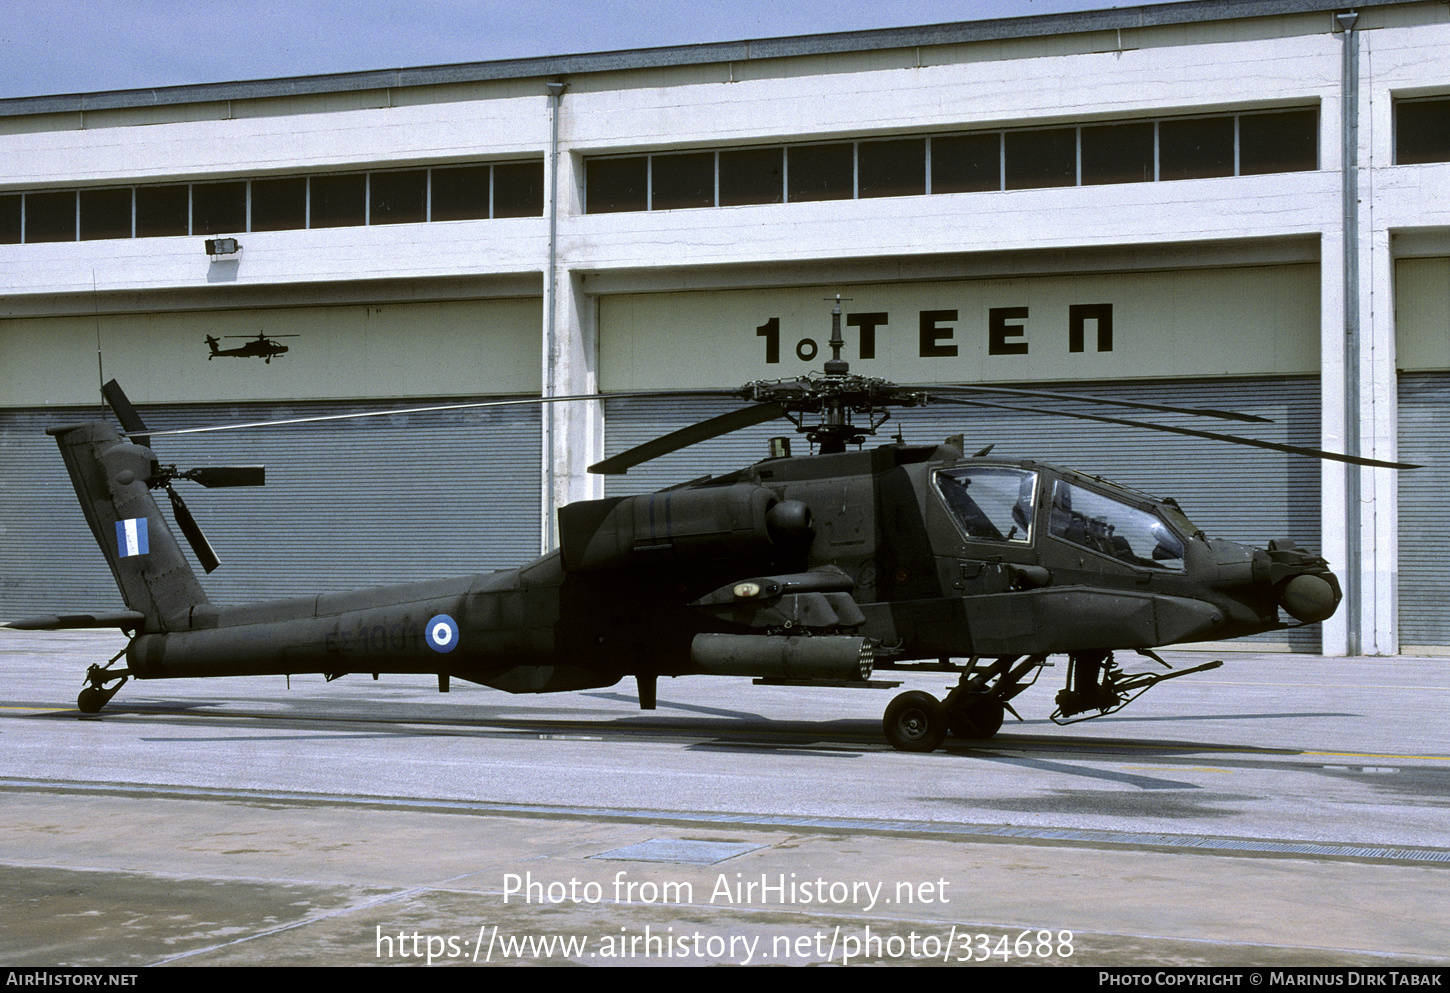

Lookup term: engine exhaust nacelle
[559,484,782,573]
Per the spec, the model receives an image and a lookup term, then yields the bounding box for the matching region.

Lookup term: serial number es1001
[325,621,421,655]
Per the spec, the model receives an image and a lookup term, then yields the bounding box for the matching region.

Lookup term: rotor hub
[738,374,929,453]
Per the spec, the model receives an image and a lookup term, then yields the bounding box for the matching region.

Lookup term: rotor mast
[817,295,854,453]
[742,295,924,455]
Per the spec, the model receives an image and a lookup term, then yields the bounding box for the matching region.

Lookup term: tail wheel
[948,697,1005,739]
[77,684,121,714]
[883,691,948,752]
[77,665,128,714]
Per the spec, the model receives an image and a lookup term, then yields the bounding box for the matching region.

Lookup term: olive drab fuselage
[27,416,1342,750]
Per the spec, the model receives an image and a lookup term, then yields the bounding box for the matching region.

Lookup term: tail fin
[48,420,209,633]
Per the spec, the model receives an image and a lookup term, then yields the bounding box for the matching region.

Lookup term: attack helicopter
[204,331,298,363]
[5,303,1414,751]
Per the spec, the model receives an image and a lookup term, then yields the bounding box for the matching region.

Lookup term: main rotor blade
[589,402,787,475]
[164,485,221,574]
[929,395,1419,470]
[919,383,1272,423]
[182,466,266,488]
[145,390,734,438]
[100,379,150,447]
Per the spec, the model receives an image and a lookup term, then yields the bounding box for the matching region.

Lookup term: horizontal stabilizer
[4,610,147,632]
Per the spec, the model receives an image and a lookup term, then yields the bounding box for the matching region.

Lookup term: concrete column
[1319,23,1351,657]
[544,267,604,543]
[1329,23,1400,656]
[540,106,603,552]
[1324,12,1400,657]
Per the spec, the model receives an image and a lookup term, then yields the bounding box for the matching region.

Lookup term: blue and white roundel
[425,614,459,653]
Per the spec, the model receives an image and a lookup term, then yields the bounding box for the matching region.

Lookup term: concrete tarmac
[1,631,1448,967]
[2,788,1448,967]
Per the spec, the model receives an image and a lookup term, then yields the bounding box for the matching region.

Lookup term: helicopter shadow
[583,690,768,721]
[962,753,1201,790]
[1074,710,1358,724]
[35,695,1327,777]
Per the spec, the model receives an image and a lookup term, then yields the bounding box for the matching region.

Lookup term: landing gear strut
[879,650,1224,751]
[882,654,1044,752]
[941,654,1043,741]
[946,696,1005,739]
[78,662,129,714]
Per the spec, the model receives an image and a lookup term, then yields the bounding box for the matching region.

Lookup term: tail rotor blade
[182,466,266,488]
[165,485,221,574]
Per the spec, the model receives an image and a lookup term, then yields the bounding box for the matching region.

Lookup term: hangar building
[2,0,1448,656]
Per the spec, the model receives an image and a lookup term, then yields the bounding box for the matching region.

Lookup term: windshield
[936,467,1037,544]
[1048,479,1185,570]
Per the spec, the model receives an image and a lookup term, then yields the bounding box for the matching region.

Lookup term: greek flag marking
[426,614,459,653]
[115,518,149,558]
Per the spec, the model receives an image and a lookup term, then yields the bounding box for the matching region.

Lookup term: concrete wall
[2,1,1449,652]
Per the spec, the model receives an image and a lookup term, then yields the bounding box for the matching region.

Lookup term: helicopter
[4,303,1414,752]
[204,331,298,363]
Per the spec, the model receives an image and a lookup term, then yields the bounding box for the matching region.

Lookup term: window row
[1397,97,1450,165]
[586,109,1319,213]
[0,162,544,244]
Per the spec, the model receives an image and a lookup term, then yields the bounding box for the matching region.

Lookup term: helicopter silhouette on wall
[204,332,298,363]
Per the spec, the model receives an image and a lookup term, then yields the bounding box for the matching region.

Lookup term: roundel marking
[426,614,459,653]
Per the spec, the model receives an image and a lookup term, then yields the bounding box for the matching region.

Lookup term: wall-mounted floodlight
[204,238,240,257]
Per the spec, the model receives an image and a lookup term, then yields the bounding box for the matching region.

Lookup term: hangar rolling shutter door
[1397,373,1450,650]
[604,376,1322,650]
[1,405,107,614]
[0,397,540,617]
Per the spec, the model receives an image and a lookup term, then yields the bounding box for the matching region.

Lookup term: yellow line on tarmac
[1305,749,1450,762]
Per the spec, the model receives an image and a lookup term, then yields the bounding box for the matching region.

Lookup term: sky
[1,0,1125,101]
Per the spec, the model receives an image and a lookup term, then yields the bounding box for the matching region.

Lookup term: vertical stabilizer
[48,421,209,632]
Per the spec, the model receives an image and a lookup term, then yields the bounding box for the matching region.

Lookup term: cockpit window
[936,467,1037,544]
[1049,479,1184,570]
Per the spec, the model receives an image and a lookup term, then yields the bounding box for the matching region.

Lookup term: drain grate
[592,838,764,865]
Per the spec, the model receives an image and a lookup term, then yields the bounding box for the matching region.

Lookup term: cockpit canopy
[1048,478,1185,570]
[935,466,1037,544]
[935,464,1188,570]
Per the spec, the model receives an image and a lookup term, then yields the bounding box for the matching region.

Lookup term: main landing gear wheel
[883,690,948,752]
[947,697,1005,739]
